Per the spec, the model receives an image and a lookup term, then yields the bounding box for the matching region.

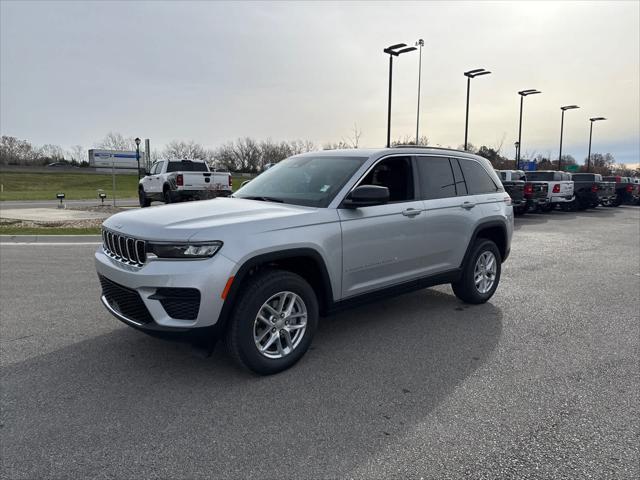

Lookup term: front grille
[150,288,201,320]
[99,275,154,324]
[102,229,146,267]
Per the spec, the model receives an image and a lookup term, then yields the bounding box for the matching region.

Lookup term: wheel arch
[218,248,334,331]
[460,221,509,267]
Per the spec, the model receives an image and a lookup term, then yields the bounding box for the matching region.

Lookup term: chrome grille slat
[113,233,122,257]
[102,229,146,267]
[126,238,135,264]
[118,236,126,260]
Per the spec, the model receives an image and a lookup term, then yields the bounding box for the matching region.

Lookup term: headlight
[148,241,222,259]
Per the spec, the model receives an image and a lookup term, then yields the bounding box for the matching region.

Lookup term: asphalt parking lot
[1,206,639,479]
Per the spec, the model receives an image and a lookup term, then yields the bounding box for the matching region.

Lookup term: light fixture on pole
[587,117,606,172]
[558,105,579,171]
[415,39,424,145]
[463,68,491,151]
[135,137,141,181]
[383,43,417,148]
[516,89,541,169]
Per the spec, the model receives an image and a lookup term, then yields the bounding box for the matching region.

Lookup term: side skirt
[325,269,462,316]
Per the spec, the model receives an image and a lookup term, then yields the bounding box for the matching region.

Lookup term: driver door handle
[461,201,477,209]
[402,208,422,217]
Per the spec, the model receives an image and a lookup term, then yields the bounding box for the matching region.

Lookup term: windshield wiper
[240,196,284,203]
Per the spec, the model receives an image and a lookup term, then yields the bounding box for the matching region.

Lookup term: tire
[452,239,501,304]
[163,187,172,204]
[138,189,151,208]
[540,204,553,213]
[514,206,526,215]
[225,269,319,375]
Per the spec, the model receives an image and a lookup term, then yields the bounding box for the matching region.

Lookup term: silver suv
[96,147,513,374]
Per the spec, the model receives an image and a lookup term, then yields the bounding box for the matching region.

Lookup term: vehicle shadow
[2,288,503,479]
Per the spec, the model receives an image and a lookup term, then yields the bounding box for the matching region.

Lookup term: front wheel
[452,239,501,304]
[225,269,318,375]
[138,189,151,207]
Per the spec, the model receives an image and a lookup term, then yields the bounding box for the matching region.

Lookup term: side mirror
[343,185,389,208]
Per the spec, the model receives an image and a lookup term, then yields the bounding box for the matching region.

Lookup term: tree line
[1,132,636,177]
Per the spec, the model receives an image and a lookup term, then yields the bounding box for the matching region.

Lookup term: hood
[102,197,321,242]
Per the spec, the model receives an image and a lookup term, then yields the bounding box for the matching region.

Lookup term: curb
[0,235,102,244]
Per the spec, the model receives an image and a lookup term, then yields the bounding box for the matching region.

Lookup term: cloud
[1,1,638,164]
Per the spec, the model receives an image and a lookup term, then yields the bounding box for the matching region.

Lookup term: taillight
[176,174,183,186]
[591,184,598,192]
[228,175,232,187]
[552,184,560,193]
[625,184,633,193]
[524,183,533,196]
[615,176,621,183]
[503,195,512,205]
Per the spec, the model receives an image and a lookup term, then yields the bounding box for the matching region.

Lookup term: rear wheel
[540,204,553,213]
[225,269,318,375]
[163,187,172,204]
[452,239,501,304]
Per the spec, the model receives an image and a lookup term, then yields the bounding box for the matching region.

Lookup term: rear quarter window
[458,159,499,194]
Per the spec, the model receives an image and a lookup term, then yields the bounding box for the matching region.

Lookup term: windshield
[233,155,367,207]
[167,161,209,172]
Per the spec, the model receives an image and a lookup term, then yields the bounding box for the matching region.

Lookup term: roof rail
[391,145,468,153]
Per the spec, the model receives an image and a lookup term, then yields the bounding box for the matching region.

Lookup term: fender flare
[217,248,334,328]
[460,220,509,268]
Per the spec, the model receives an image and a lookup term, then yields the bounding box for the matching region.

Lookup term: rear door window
[458,159,499,194]
[415,156,456,199]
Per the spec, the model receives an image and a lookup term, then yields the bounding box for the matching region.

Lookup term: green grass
[0,171,139,201]
[0,226,101,235]
[0,171,252,201]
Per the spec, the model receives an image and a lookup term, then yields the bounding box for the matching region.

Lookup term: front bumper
[95,247,237,331]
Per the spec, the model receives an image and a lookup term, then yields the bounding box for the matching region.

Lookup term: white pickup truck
[524,170,574,212]
[138,159,232,207]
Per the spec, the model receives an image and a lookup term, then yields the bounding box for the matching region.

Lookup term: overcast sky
[1,1,639,164]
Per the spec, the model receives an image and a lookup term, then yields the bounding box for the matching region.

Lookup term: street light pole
[387,54,393,148]
[514,141,520,168]
[587,117,606,172]
[415,39,424,144]
[134,137,141,181]
[463,68,491,151]
[558,105,579,171]
[516,89,541,170]
[384,43,417,148]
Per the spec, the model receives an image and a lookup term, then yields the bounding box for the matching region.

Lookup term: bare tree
[163,140,206,160]
[96,132,137,151]
[38,144,65,162]
[68,145,86,165]
[492,133,506,155]
[394,135,429,146]
[345,123,362,148]
[0,136,37,165]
